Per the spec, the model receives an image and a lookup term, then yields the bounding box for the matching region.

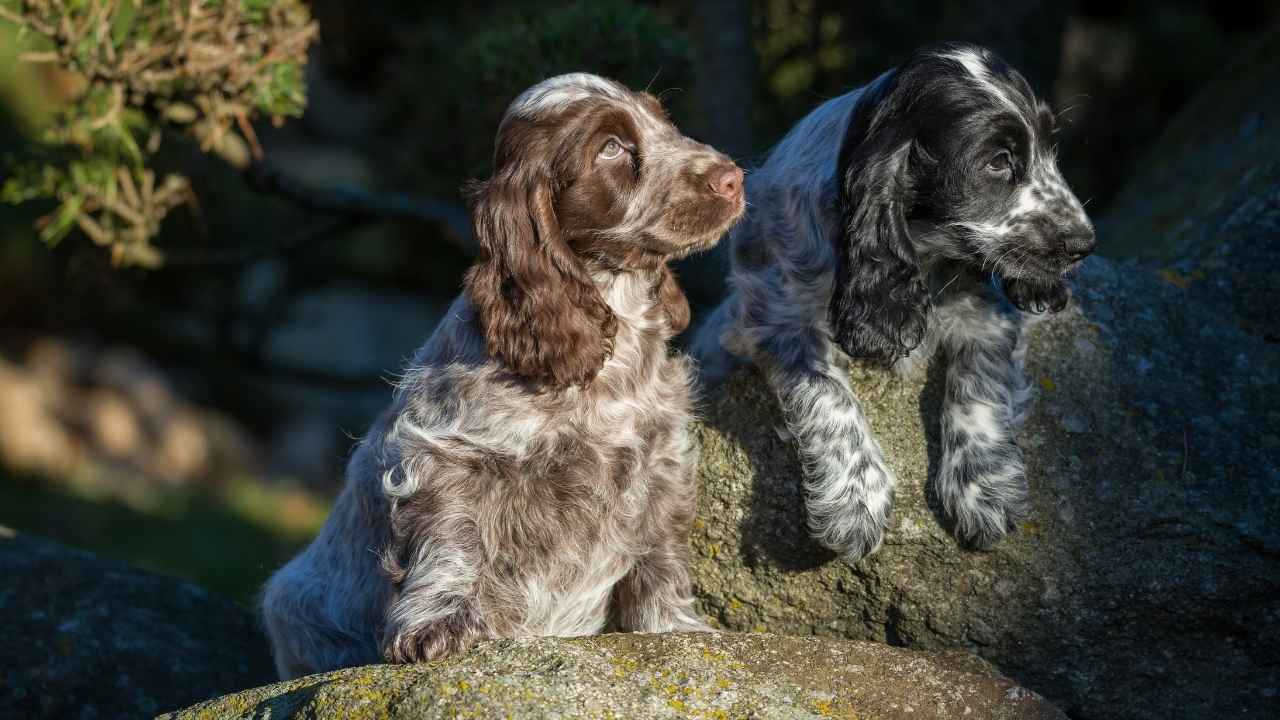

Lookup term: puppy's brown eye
[986,150,1013,176]
[599,138,625,160]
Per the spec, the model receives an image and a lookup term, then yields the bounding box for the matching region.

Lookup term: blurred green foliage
[0,0,317,267]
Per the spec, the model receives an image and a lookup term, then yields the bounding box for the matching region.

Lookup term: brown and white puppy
[261,73,744,679]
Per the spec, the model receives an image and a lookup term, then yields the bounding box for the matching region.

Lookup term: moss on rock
[163,633,1063,720]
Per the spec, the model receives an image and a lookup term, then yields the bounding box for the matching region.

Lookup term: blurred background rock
[0,0,1276,609]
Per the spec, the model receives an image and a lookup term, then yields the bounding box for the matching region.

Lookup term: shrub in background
[0,0,317,267]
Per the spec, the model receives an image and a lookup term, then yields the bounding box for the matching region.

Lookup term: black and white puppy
[692,43,1095,561]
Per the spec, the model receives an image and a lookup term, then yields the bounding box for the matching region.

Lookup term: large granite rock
[0,527,275,718]
[162,632,1064,720]
[688,30,1280,720]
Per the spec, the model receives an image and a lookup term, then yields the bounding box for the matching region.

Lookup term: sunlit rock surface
[163,632,1063,720]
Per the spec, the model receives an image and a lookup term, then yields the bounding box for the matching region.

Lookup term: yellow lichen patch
[811,696,862,720]
[701,647,731,663]
[608,653,641,678]
[1039,376,1056,392]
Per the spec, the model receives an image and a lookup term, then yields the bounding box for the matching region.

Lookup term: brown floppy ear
[655,264,690,335]
[464,169,617,389]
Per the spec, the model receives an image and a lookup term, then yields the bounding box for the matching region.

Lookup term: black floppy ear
[829,72,930,363]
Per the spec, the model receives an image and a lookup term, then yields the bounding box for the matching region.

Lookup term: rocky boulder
[1102,30,1280,342]
[0,528,275,718]
[688,30,1280,720]
[163,632,1063,720]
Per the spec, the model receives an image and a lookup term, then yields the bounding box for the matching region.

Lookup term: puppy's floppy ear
[829,71,930,362]
[464,166,616,389]
[655,264,691,335]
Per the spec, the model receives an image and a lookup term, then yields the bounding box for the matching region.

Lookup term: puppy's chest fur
[506,362,692,634]
[390,293,693,637]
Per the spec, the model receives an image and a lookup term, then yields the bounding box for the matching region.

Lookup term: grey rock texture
[1103,30,1280,342]
[688,29,1280,720]
[0,527,275,718]
[162,632,1064,720]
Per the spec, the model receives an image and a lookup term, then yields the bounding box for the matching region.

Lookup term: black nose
[1060,226,1096,262]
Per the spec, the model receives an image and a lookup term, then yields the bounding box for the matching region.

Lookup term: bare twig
[17,51,60,63]
[245,162,477,256]
[1181,423,1190,477]
[163,215,364,269]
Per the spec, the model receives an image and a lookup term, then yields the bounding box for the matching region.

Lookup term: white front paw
[942,448,1030,549]
[805,458,896,564]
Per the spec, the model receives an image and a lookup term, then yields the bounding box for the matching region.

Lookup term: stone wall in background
[0,338,258,498]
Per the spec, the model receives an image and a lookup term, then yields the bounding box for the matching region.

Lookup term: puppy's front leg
[935,299,1032,548]
[762,328,896,564]
[613,434,710,633]
[613,551,710,633]
[380,512,490,663]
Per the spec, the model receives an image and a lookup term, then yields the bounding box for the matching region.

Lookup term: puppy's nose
[1060,226,1096,262]
[708,165,744,200]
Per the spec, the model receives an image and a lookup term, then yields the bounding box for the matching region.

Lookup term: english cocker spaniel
[692,43,1095,562]
[262,72,744,679]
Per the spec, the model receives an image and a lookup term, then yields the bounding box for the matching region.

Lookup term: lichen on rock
[162,632,1064,720]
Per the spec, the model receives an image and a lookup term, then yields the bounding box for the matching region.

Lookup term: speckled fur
[692,44,1093,561]
[262,73,742,679]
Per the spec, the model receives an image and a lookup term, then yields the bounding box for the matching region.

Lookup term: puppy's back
[728,83,876,278]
